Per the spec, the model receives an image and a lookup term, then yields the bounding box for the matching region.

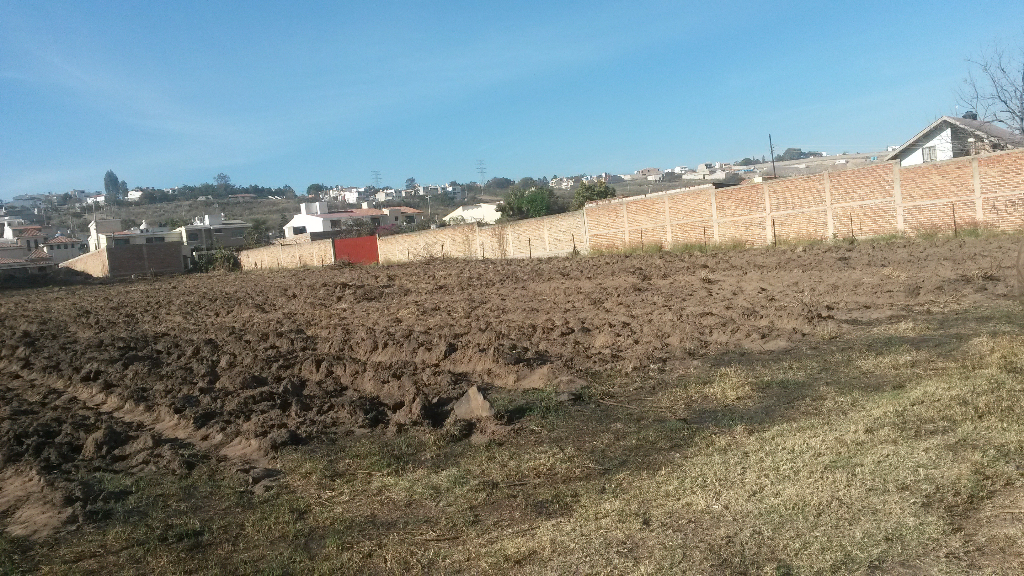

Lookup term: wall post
[972,157,983,222]
[763,183,773,244]
[824,171,834,238]
[710,189,720,242]
[893,161,904,232]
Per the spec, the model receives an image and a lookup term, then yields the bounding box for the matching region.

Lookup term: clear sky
[2,1,1022,199]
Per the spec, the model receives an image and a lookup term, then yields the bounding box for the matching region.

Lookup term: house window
[113,238,130,246]
[405,216,415,225]
[187,232,199,241]
[331,220,342,230]
[232,229,245,237]
[370,218,381,226]
[292,226,306,235]
[213,228,223,234]
[145,237,165,243]
[923,146,937,162]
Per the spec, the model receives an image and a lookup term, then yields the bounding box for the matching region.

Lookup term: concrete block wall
[377,224,477,263]
[238,148,1024,270]
[59,243,184,278]
[59,249,109,277]
[106,243,185,278]
[239,239,335,270]
[479,211,586,259]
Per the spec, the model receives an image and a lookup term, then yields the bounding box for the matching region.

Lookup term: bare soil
[0,234,1021,572]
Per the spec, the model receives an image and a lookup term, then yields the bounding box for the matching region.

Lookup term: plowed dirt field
[1,235,1022,572]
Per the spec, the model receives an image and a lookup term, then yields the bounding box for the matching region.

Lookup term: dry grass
[5,304,1024,575]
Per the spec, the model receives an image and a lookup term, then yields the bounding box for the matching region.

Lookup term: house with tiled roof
[283,202,424,239]
[886,114,1024,166]
[43,236,88,264]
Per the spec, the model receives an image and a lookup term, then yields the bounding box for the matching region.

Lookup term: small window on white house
[923,146,937,162]
[292,226,307,235]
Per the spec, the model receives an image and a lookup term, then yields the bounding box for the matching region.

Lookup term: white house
[43,236,88,264]
[442,203,502,225]
[886,114,1024,166]
[88,219,182,252]
[283,202,424,238]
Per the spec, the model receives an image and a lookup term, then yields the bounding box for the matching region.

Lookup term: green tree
[516,177,539,190]
[244,217,270,248]
[571,180,616,210]
[214,173,232,196]
[307,183,327,199]
[485,177,515,190]
[104,170,119,200]
[405,177,417,190]
[499,186,567,220]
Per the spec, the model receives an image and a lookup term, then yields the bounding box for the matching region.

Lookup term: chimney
[962,111,979,120]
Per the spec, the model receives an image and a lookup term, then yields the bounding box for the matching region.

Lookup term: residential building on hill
[887,114,1024,166]
[283,202,424,238]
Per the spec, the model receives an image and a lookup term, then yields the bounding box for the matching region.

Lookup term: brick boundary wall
[376,212,588,264]
[60,249,109,277]
[240,148,1024,269]
[239,239,336,270]
[106,243,184,278]
[59,243,185,278]
[583,148,1024,249]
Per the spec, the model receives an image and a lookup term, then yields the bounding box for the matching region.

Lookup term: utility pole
[371,171,381,188]
[476,160,486,185]
[768,134,778,178]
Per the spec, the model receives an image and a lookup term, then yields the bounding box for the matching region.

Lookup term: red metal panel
[333,235,379,264]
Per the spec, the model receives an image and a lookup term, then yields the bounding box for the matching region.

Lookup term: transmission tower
[371,171,381,187]
[476,160,486,184]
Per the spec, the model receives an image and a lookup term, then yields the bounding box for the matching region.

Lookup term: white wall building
[43,236,88,264]
[887,115,1024,167]
[442,203,502,225]
[283,202,424,238]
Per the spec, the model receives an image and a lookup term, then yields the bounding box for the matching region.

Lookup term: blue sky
[2,1,1022,199]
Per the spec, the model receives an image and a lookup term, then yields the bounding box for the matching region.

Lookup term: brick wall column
[663,196,673,246]
[824,171,834,238]
[581,207,591,254]
[711,190,720,242]
[622,204,629,247]
[972,158,983,221]
[893,162,904,232]
[763,183,773,244]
